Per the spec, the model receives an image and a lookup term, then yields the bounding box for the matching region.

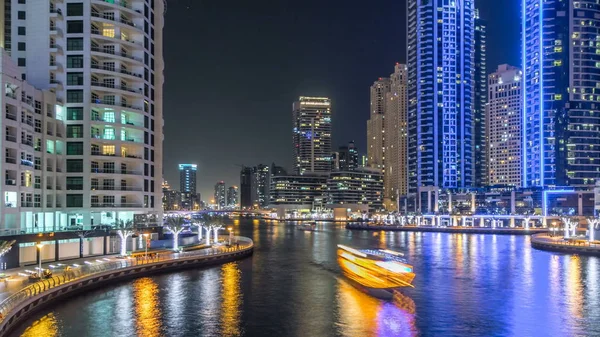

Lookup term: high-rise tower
[474,9,488,187]
[367,78,390,170]
[384,64,408,208]
[407,0,475,192]
[486,65,522,187]
[3,0,165,226]
[292,97,332,175]
[522,0,600,188]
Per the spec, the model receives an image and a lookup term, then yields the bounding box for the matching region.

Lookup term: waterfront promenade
[531,234,600,255]
[346,223,548,235]
[0,236,253,336]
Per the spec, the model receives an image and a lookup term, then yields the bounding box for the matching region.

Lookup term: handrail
[0,236,253,321]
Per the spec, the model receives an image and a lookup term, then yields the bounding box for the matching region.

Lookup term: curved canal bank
[346,223,548,235]
[0,236,253,337]
[531,234,600,255]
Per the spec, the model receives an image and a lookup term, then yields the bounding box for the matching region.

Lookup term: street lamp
[227,227,233,246]
[143,233,150,261]
[36,243,44,277]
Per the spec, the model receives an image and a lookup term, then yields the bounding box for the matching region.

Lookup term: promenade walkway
[531,234,600,255]
[347,223,548,235]
[0,236,253,327]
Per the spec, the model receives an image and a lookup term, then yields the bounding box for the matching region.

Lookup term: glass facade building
[292,97,332,175]
[407,0,475,192]
[522,0,600,188]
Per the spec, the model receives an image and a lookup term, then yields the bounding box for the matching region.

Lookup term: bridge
[164,209,271,217]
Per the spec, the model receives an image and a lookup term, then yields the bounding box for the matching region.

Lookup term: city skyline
[162,0,520,200]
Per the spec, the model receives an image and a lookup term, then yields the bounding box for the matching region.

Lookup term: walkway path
[531,234,600,255]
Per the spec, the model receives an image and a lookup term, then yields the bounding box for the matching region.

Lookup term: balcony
[92,0,143,15]
[5,135,16,142]
[49,7,62,16]
[90,64,143,79]
[90,46,143,63]
[5,93,17,100]
[20,159,33,167]
[5,157,16,164]
[91,81,143,95]
[5,111,17,121]
[90,169,143,176]
[5,179,16,186]
[90,11,140,31]
[91,203,144,208]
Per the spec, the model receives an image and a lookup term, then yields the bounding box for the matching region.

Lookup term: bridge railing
[0,236,253,321]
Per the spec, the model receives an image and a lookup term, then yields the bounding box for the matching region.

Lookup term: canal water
[10,219,600,337]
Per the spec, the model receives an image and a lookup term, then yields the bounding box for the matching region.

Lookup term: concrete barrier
[0,237,253,337]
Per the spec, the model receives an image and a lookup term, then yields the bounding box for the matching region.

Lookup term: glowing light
[380,249,404,257]
[338,245,367,257]
[375,261,413,274]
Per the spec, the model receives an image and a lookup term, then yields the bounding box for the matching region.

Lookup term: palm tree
[76,230,93,258]
[114,219,135,256]
[165,216,187,251]
[588,217,600,242]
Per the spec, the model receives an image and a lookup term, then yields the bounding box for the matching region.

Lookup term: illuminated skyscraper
[522,0,600,188]
[214,181,226,210]
[227,186,238,208]
[384,64,408,208]
[486,65,522,187]
[367,78,390,170]
[179,164,197,210]
[293,97,332,175]
[474,9,488,187]
[407,0,475,192]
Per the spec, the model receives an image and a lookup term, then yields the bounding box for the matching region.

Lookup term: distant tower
[227,186,239,208]
[384,64,408,208]
[293,97,332,175]
[474,9,488,187]
[214,181,226,210]
[179,164,197,210]
[240,167,255,209]
[487,65,522,187]
[367,78,391,170]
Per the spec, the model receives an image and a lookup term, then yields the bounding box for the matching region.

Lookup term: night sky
[163,0,521,201]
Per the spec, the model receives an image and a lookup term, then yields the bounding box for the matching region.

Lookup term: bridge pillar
[480,217,485,227]
[510,218,515,228]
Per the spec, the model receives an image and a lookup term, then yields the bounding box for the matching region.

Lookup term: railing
[91,81,142,94]
[90,63,143,78]
[91,203,143,208]
[0,237,253,326]
[5,135,16,142]
[5,112,17,120]
[96,0,135,11]
[5,157,16,164]
[90,46,143,63]
[90,11,137,28]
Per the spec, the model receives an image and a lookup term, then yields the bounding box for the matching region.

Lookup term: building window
[67,38,83,51]
[17,42,25,51]
[102,145,115,155]
[66,142,83,155]
[18,27,26,35]
[67,107,83,120]
[103,26,115,38]
[66,194,83,207]
[67,73,84,85]
[66,125,83,138]
[18,58,26,66]
[66,3,83,16]
[66,20,83,33]
[18,11,25,20]
[67,55,83,68]
[66,159,83,173]
[66,177,83,190]
[66,90,83,103]
[103,128,115,140]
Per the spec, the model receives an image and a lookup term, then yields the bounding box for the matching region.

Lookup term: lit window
[103,26,115,38]
[103,145,115,155]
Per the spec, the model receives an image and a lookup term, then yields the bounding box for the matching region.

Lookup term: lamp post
[227,227,233,246]
[36,243,44,277]
[143,233,150,261]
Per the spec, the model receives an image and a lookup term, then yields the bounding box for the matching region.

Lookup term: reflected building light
[220,262,242,337]
[21,313,59,337]
[134,277,162,337]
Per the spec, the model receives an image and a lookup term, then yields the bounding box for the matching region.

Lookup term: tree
[212,224,224,243]
[588,218,600,242]
[114,219,135,256]
[561,217,577,239]
[165,216,187,251]
[76,230,93,258]
[192,221,203,241]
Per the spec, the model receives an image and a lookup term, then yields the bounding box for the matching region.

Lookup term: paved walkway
[0,241,243,302]
[531,234,600,254]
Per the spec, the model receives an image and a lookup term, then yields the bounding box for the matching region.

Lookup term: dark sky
[163,0,521,201]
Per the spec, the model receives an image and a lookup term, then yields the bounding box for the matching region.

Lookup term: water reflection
[220,262,242,336]
[133,277,161,337]
[20,312,59,337]
[336,280,417,337]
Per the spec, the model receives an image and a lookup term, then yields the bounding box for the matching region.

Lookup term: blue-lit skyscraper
[293,97,332,175]
[522,0,600,188]
[179,164,197,210]
[407,0,475,192]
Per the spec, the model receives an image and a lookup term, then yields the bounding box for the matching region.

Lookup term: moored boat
[337,245,415,290]
[297,222,317,231]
